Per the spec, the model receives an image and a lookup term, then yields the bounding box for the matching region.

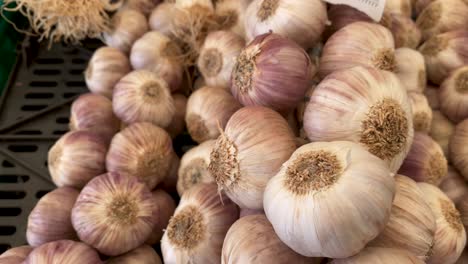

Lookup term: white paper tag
[323,0,386,21]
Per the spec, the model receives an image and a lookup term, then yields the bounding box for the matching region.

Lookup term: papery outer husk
[319,22,395,78]
[395,48,426,93]
[304,66,413,173]
[197,30,245,89]
[215,0,250,38]
[264,141,395,258]
[48,130,107,189]
[69,93,120,142]
[161,183,239,264]
[106,122,174,190]
[72,173,156,256]
[419,31,468,85]
[0,246,33,264]
[408,92,432,133]
[130,32,183,92]
[440,166,468,204]
[330,247,424,264]
[107,245,162,264]
[186,86,241,143]
[451,119,468,181]
[417,183,467,264]
[221,215,321,264]
[239,208,264,218]
[425,85,440,110]
[177,140,216,196]
[84,46,131,98]
[166,94,187,139]
[23,240,102,264]
[385,0,412,16]
[27,187,80,247]
[324,5,373,40]
[440,66,468,123]
[413,0,436,16]
[103,9,148,54]
[386,13,422,49]
[430,111,454,157]
[160,152,180,193]
[149,2,176,36]
[145,189,176,245]
[123,0,161,17]
[368,175,435,258]
[211,106,297,209]
[230,33,315,113]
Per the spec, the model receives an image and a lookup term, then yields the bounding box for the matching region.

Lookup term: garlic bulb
[368,175,435,258]
[416,0,468,41]
[330,247,424,264]
[440,66,468,123]
[48,131,107,189]
[72,173,156,256]
[384,13,422,49]
[304,66,413,172]
[430,111,454,156]
[177,140,216,196]
[166,94,187,138]
[106,122,174,189]
[70,93,120,142]
[84,46,131,98]
[413,0,435,16]
[385,0,412,16]
[123,0,161,17]
[394,48,426,93]
[440,166,468,204]
[419,30,468,85]
[197,30,245,89]
[149,2,175,36]
[130,32,183,92]
[239,208,264,218]
[209,106,296,209]
[319,22,395,78]
[161,183,239,264]
[230,33,314,112]
[27,187,79,247]
[408,92,432,133]
[113,70,175,128]
[103,9,148,53]
[222,215,320,264]
[425,85,440,110]
[215,0,250,37]
[417,183,466,264]
[107,245,162,264]
[160,153,180,192]
[0,246,33,264]
[24,240,102,264]
[186,86,241,143]
[451,119,468,180]
[145,189,176,245]
[264,141,395,258]
[325,5,373,39]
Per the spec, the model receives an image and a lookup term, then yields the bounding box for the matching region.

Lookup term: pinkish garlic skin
[24,240,102,264]
[239,208,264,218]
[146,189,176,245]
[324,4,372,39]
[107,245,162,264]
[0,246,33,264]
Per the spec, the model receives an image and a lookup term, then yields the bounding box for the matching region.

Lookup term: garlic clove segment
[123,0,161,17]
[440,66,468,123]
[330,247,425,264]
[440,166,468,204]
[394,48,426,93]
[27,187,80,247]
[215,0,250,38]
[368,175,436,259]
[417,183,467,264]
[72,173,156,256]
[0,246,33,264]
[145,189,176,245]
[264,141,395,258]
[166,94,188,139]
[107,245,162,264]
[48,130,108,189]
[186,86,242,143]
[230,33,315,112]
[408,92,432,133]
[197,30,245,89]
[161,183,239,264]
[450,119,468,181]
[208,106,296,209]
[304,66,413,172]
[106,122,174,190]
[84,46,131,98]
[222,215,321,264]
[430,111,455,157]
[24,240,102,264]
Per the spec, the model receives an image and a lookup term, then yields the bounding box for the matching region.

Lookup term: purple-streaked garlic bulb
[0,246,33,264]
[145,189,176,245]
[24,240,102,264]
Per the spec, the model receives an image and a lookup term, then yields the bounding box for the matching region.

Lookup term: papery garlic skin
[264,141,395,258]
[215,0,250,38]
[408,92,432,133]
[145,189,176,245]
[107,245,162,264]
[166,94,187,139]
[161,183,239,264]
[175,0,214,10]
[186,86,241,143]
[72,173,156,256]
[369,175,435,258]
[325,5,372,39]
[440,167,468,204]
[395,48,426,93]
[123,0,161,17]
[222,215,320,264]
[103,9,148,53]
[417,183,467,264]
[330,247,424,264]
[0,246,33,264]
[413,0,435,16]
[319,22,395,78]
[113,70,175,128]
[106,122,174,189]
[440,66,468,123]
[130,32,183,92]
[430,111,454,156]
[239,208,264,218]
[209,106,296,209]
[425,85,440,110]
[177,140,216,196]
[27,187,79,247]
[85,46,131,98]
[24,240,102,264]
[197,30,245,89]
[385,13,422,49]
[451,119,468,181]
[149,2,175,36]
[385,0,412,16]
[48,131,107,189]
[304,66,413,173]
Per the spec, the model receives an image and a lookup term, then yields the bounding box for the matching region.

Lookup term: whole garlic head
[24,240,102,264]
[330,247,424,264]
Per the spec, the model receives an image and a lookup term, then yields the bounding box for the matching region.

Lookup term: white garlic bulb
[264,141,395,258]
[394,48,426,93]
[430,111,454,157]
[215,0,250,38]
[450,119,468,181]
[385,13,422,49]
[440,66,468,123]
[149,2,176,36]
[408,92,432,133]
[103,9,148,53]
[330,247,424,264]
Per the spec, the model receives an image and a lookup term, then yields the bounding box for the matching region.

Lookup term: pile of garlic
[3,0,468,263]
